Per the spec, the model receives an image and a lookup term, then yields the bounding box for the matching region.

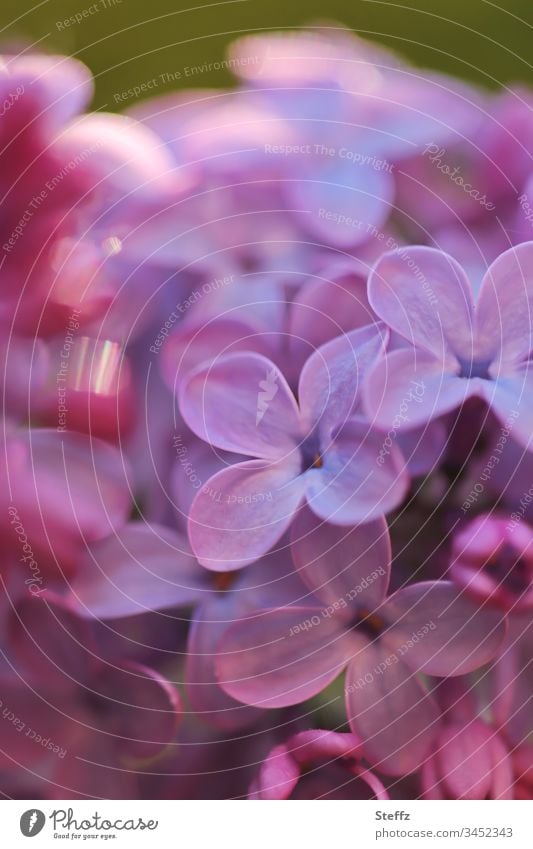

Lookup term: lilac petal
[179,352,301,460]
[305,418,408,525]
[216,606,354,708]
[171,438,242,521]
[98,661,182,760]
[288,264,375,374]
[291,504,390,611]
[368,246,474,362]
[345,641,440,775]
[70,524,206,619]
[288,163,394,249]
[382,581,507,677]
[188,458,305,570]
[476,243,533,365]
[480,369,533,450]
[438,722,495,800]
[298,324,388,436]
[162,318,272,393]
[363,348,474,431]
[186,600,264,730]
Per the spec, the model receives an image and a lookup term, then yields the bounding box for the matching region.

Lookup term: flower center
[456,357,492,380]
[350,608,385,639]
[212,571,239,593]
[300,433,324,472]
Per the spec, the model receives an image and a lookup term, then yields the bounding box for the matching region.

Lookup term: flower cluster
[1,29,532,800]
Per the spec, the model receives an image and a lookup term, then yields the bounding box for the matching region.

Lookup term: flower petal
[298,324,388,436]
[305,418,408,525]
[288,163,394,249]
[188,459,305,570]
[179,352,301,459]
[291,504,390,611]
[368,246,474,362]
[97,661,182,760]
[216,606,354,708]
[476,242,533,366]
[70,523,206,619]
[345,641,439,775]
[186,600,264,730]
[382,581,506,676]
[363,347,474,431]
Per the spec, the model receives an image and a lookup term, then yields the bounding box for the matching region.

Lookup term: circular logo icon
[20,810,46,837]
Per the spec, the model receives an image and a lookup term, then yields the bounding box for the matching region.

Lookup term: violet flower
[364,243,533,449]
[216,510,506,774]
[179,324,408,569]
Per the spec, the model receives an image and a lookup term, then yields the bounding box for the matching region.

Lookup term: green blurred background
[2,0,533,109]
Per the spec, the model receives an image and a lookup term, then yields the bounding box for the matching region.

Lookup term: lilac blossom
[216,510,506,774]
[179,324,408,569]
[364,243,533,449]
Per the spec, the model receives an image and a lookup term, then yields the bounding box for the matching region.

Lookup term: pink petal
[363,347,475,431]
[188,458,305,570]
[186,600,264,730]
[98,661,182,760]
[291,505,390,611]
[479,369,533,450]
[345,641,440,775]
[438,721,495,800]
[382,581,507,676]
[216,606,354,708]
[368,246,474,362]
[70,523,205,619]
[298,324,388,436]
[288,164,394,249]
[179,352,301,460]
[476,242,533,365]
[288,263,375,375]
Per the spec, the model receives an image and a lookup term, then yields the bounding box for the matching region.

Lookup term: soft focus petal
[382,581,506,676]
[288,163,394,249]
[98,661,181,760]
[291,505,390,611]
[186,600,264,730]
[216,606,354,708]
[70,523,205,619]
[345,642,439,775]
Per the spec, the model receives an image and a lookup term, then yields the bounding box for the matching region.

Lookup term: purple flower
[216,509,506,774]
[364,243,533,449]
[178,324,408,569]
